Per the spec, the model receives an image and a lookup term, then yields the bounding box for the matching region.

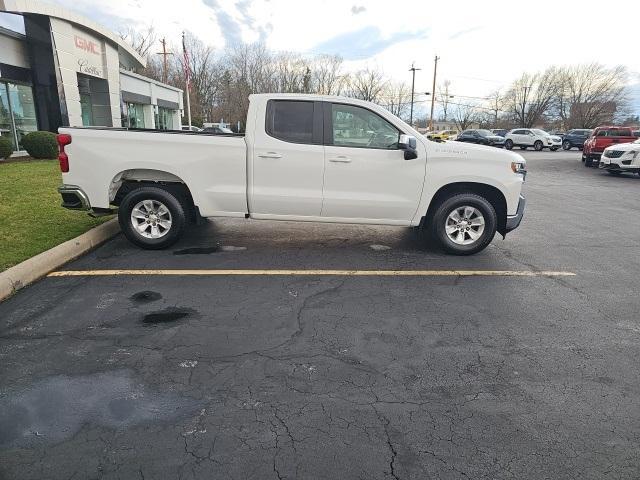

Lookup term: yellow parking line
[48,269,576,277]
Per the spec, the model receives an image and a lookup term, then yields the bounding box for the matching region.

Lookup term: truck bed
[60,126,249,217]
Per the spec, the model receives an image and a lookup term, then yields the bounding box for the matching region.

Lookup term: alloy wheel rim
[445,206,485,245]
[130,200,172,239]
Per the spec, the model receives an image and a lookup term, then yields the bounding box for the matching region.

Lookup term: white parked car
[504,129,562,151]
[181,125,202,132]
[599,140,640,176]
[57,93,526,255]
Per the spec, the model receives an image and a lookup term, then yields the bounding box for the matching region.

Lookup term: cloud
[351,5,366,14]
[310,26,428,60]
[203,0,271,46]
[203,0,243,46]
[448,26,482,40]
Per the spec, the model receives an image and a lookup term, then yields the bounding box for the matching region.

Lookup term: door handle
[329,156,351,163]
[258,152,282,159]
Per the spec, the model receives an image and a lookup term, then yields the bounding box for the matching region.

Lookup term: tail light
[57,133,71,172]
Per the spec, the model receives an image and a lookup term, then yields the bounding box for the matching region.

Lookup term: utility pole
[156,38,173,84]
[409,63,421,126]
[429,55,440,131]
[521,85,532,127]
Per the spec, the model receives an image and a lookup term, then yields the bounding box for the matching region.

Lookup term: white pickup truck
[57,93,526,255]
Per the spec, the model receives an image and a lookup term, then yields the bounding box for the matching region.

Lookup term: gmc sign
[74,35,100,55]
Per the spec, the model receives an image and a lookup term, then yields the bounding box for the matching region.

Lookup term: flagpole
[186,85,192,129]
[182,32,192,129]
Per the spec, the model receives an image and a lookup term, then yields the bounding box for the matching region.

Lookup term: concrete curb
[0,218,120,302]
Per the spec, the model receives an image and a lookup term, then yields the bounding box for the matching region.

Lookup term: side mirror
[399,134,418,160]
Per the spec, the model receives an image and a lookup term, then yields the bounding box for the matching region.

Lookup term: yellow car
[427,130,459,142]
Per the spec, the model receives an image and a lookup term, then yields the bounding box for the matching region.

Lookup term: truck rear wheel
[118,186,187,249]
[430,193,497,255]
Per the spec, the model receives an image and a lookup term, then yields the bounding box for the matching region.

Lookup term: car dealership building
[0,0,183,152]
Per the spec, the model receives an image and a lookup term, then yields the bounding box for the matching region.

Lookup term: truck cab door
[249,99,324,217]
[321,102,426,223]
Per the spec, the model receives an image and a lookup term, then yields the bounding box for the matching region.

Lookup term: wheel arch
[421,182,508,236]
[109,169,197,219]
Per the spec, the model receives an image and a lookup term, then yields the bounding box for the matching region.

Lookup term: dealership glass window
[7,83,38,149]
[126,102,145,128]
[0,81,37,151]
[0,84,14,150]
[80,93,94,126]
[156,107,174,130]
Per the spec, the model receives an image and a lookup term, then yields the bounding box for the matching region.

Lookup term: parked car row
[452,128,563,151]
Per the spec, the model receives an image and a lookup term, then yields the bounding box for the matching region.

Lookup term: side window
[330,103,400,149]
[596,130,608,137]
[266,100,315,144]
[513,130,523,135]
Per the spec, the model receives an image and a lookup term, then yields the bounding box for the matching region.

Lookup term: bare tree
[347,68,387,102]
[555,63,628,128]
[119,25,157,60]
[503,68,561,127]
[486,90,503,127]
[437,80,452,121]
[452,103,479,131]
[381,82,411,120]
[311,55,346,95]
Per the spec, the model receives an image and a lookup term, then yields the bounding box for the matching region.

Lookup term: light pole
[409,63,421,126]
[429,55,440,131]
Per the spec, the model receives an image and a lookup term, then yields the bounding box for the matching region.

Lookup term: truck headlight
[511,161,527,174]
[626,150,639,159]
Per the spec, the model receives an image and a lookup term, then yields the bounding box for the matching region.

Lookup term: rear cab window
[265,100,321,144]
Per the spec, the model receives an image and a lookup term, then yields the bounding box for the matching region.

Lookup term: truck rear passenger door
[250,100,324,217]
[321,102,426,223]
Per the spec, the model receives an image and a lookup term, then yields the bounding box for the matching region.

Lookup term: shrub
[0,136,12,160]
[21,131,58,159]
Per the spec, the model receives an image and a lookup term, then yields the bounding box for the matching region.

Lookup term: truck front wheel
[118,186,187,249]
[430,193,497,255]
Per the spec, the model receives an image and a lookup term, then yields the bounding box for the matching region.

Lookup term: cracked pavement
[1,151,640,479]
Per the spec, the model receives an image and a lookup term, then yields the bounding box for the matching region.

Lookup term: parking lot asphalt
[1,149,640,480]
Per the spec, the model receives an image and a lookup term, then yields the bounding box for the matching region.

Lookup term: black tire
[534,140,544,151]
[581,154,586,162]
[429,193,497,256]
[562,140,571,150]
[584,156,593,167]
[118,186,187,249]
[504,139,513,150]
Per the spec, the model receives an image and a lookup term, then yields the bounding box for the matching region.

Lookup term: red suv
[582,126,636,167]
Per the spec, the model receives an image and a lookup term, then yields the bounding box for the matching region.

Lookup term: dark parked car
[456,129,505,147]
[562,129,593,150]
[633,131,640,138]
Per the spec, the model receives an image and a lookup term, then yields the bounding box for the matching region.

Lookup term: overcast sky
[2,0,640,109]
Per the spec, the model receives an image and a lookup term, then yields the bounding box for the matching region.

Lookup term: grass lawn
[0,159,111,271]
